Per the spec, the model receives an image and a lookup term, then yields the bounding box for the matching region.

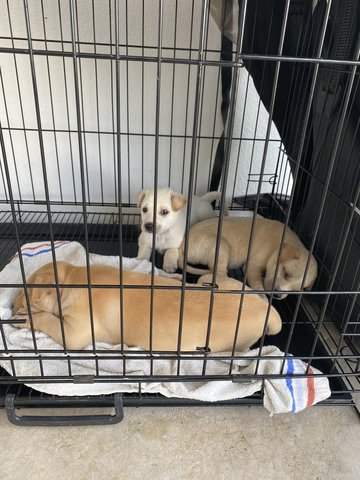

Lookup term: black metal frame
[0,0,359,424]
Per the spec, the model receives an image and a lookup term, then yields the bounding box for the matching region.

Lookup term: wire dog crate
[0,0,359,425]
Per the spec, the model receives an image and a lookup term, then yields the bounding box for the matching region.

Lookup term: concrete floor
[0,405,359,480]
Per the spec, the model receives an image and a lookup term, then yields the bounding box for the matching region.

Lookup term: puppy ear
[30,273,57,306]
[280,243,300,261]
[304,273,317,291]
[137,190,147,208]
[171,193,187,212]
[29,265,65,312]
[304,280,315,291]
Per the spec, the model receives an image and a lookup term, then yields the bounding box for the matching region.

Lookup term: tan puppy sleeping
[178,217,318,299]
[12,261,281,352]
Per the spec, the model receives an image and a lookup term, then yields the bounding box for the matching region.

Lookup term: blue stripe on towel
[286,358,296,413]
[21,243,68,257]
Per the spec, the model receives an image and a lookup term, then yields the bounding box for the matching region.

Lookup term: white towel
[0,241,331,414]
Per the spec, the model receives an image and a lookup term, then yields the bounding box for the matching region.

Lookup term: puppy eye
[283,270,291,280]
[142,207,148,213]
[160,209,169,215]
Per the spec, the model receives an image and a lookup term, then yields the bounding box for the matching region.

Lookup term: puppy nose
[145,222,153,232]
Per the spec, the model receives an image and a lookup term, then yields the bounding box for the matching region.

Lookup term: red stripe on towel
[306,367,315,407]
[21,241,68,252]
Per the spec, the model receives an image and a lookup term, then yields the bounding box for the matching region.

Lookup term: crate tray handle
[5,393,124,427]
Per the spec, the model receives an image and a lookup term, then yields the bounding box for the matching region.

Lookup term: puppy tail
[200,191,221,203]
[266,309,282,336]
[201,191,228,215]
[183,264,212,276]
[178,247,212,276]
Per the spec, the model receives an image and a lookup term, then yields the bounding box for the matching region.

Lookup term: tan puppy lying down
[178,217,318,299]
[12,261,281,352]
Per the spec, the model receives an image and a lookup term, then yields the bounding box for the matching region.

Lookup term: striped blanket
[0,241,331,414]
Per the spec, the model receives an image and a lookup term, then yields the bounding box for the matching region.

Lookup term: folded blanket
[0,241,331,414]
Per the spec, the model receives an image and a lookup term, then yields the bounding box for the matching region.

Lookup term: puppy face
[137,188,187,234]
[264,244,317,299]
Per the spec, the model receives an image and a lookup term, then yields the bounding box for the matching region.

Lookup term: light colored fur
[12,261,281,352]
[137,187,222,273]
[178,217,318,299]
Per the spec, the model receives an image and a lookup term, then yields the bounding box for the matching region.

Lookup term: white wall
[0,0,292,208]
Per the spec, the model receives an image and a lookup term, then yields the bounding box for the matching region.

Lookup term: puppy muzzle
[273,293,288,300]
[144,222,153,233]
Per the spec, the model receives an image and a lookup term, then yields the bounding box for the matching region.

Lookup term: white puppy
[137,187,222,273]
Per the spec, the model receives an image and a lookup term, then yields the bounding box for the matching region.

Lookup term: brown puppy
[178,217,318,299]
[12,261,281,352]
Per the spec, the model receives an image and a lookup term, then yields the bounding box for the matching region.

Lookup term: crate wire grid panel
[0,0,288,207]
[0,0,359,417]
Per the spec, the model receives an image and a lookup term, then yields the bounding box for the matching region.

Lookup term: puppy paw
[12,314,31,329]
[136,250,152,262]
[163,261,178,274]
[163,248,179,274]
